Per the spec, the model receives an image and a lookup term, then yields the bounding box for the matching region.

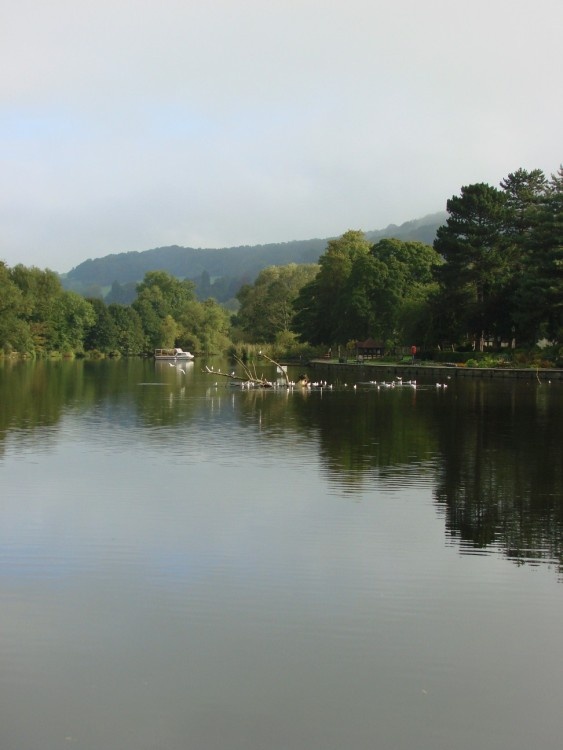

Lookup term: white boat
[154,347,194,361]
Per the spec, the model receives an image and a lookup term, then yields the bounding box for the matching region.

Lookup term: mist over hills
[62,212,446,303]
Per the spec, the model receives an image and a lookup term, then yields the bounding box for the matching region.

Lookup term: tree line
[237,165,562,353]
[0,267,231,357]
[1,165,561,359]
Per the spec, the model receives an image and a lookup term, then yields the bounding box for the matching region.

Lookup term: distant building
[356,338,385,359]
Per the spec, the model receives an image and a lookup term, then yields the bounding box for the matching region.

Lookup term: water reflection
[1,359,562,575]
[432,380,563,574]
[3,359,563,750]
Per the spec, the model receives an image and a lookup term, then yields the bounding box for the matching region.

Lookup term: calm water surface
[1,358,562,750]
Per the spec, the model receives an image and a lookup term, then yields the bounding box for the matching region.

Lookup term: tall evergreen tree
[433,183,510,346]
[514,166,563,343]
[500,168,548,237]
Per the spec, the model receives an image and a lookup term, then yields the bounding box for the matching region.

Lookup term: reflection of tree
[199,380,439,490]
[134,362,199,428]
[0,360,87,447]
[290,385,439,486]
[433,382,563,574]
[0,359,198,451]
[3,361,562,577]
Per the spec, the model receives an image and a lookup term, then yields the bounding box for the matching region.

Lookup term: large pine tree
[433,183,510,346]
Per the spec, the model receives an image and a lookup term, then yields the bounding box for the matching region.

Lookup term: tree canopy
[432,166,562,347]
[1,164,561,358]
[0,267,232,357]
[235,263,319,342]
[293,232,441,346]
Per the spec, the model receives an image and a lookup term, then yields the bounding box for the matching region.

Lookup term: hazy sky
[1,0,561,273]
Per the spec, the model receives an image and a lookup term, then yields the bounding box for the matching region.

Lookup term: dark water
[1,358,562,750]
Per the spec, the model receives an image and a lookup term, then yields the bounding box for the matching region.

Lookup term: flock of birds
[360,376,450,391]
[168,363,451,391]
[214,374,450,391]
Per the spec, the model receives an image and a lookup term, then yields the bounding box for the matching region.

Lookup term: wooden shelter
[356,338,385,359]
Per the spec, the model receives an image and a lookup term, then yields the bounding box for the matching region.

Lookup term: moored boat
[154,347,194,361]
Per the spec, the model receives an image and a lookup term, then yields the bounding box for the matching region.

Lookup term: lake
[1,358,562,750]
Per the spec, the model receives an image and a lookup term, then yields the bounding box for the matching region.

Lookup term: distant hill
[62,212,446,303]
[364,212,447,246]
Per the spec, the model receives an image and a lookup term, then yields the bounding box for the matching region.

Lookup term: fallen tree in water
[203,351,292,388]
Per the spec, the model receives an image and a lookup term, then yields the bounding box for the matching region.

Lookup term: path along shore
[308,359,563,381]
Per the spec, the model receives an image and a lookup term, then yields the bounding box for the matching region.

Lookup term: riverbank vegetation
[1,165,561,366]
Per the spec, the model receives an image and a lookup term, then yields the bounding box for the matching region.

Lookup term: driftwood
[202,351,292,388]
[257,351,291,387]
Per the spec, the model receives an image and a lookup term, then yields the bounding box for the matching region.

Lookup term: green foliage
[431,167,562,348]
[84,298,118,353]
[236,263,319,342]
[7,264,63,353]
[0,261,26,353]
[62,215,445,301]
[108,304,144,355]
[294,230,372,345]
[1,264,98,355]
[512,166,563,344]
[48,292,96,353]
[1,168,561,358]
[177,297,232,354]
[270,330,312,360]
[368,239,442,344]
[434,182,511,342]
[0,262,233,358]
[132,271,197,350]
[293,232,441,347]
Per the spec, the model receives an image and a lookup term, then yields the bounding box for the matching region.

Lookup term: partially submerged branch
[202,351,291,388]
[257,351,291,387]
[202,363,273,388]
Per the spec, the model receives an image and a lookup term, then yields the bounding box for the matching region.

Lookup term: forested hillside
[62,212,446,303]
[1,166,561,361]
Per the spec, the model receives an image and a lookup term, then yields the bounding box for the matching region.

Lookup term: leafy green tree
[0,261,28,353]
[84,298,118,352]
[10,264,62,317]
[177,298,231,354]
[108,304,145,355]
[133,271,196,350]
[294,230,371,345]
[236,263,318,342]
[132,293,165,350]
[48,292,96,353]
[293,235,440,346]
[9,265,64,352]
[339,252,386,341]
[367,239,442,344]
[160,314,179,349]
[135,271,195,318]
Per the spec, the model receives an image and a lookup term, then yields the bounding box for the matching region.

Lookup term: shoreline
[308,359,563,381]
